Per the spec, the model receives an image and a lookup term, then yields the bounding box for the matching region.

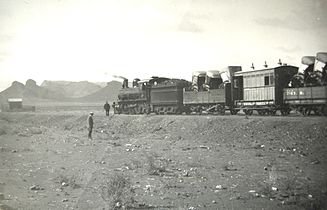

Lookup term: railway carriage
[183,66,241,114]
[283,86,327,115]
[114,52,327,116]
[233,65,298,115]
[283,52,327,116]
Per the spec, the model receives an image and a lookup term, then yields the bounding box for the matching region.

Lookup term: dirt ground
[0,107,327,210]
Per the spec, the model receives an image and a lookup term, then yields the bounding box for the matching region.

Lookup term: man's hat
[90,112,94,115]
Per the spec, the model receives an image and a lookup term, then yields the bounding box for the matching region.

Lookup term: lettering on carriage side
[286,89,297,96]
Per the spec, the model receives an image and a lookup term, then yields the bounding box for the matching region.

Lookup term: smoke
[112,75,127,80]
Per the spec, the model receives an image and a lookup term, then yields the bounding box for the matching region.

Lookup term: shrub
[101,172,134,209]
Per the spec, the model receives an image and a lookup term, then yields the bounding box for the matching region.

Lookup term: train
[114,52,327,116]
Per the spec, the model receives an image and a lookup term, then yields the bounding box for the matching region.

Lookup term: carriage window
[264,76,269,86]
[233,79,238,88]
[269,75,274,85]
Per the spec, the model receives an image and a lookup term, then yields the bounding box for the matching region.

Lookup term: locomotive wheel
[135,106,141,114]
[129,108,136,115]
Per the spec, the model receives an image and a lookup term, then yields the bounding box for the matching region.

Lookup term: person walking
[104,101,110,116]
[87,112,94,139]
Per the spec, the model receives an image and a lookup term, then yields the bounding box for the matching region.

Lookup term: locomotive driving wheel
[135,105,142,114]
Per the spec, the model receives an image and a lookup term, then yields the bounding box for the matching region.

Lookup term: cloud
[254,16,326,30]
[178,18,204,33]
[277,46,301,53]
[177,12,210,33]
[254,17,287,28]
[0,51,10,59]
[0,35,14,61]
[254,0,327,30]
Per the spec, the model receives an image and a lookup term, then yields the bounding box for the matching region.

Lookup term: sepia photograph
[0,0,326,209]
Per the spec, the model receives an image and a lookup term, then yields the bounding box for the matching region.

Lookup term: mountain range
[0,79,122,105]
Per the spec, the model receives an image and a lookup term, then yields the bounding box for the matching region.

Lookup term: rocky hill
[75,81,122,102]
[41,80,102,98]
[0,79,122,105]
[0,79,66,104]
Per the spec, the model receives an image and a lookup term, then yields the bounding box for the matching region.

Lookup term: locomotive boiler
[116,76,191,114]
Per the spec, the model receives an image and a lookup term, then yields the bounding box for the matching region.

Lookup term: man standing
[87,112,94,139]
[112,102,116,114]
[104,101,110,116]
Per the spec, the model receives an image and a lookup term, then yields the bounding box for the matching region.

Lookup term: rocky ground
[0,109,327,210]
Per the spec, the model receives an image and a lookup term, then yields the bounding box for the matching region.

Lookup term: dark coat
[104,103,110,111]
[87,115,94,129]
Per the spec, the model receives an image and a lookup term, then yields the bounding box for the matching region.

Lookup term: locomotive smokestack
[264,61,268,68]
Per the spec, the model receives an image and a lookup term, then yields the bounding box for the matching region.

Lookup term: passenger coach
[233,65,298,115]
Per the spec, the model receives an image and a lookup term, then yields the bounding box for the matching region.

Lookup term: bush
[101,172,134,209]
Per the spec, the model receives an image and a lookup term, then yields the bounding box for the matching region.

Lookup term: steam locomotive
[115,52,327,116]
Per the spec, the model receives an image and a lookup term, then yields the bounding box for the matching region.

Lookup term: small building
[8,98,23,110]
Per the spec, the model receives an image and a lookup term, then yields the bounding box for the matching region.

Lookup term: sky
[0,0,326,91]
